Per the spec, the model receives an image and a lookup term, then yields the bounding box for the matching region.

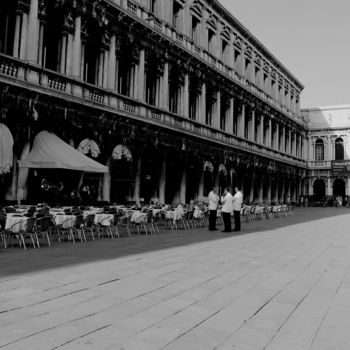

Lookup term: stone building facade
[302,105,350,201]
[0,0,308,205]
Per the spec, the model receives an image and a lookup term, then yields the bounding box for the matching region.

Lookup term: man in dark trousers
[208,186,219,231]
[221,187,233,232]
[232,187,243,231]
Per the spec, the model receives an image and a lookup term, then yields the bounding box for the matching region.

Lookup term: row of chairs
[240,205,295,224]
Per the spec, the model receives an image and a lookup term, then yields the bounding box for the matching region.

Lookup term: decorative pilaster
[249,170,255,203]
[226,96,234,133]
[238,103,245,138]
[259,114,264,144]
[200,82,206,124]
[159,154,166,204]
[137,48,145,101]
[27,0,39,62]
[107,33,117,90]
[179,167,187,204]
[102,157,111,202]
[183,73,189,117]
[215,90,221,129]
[162,60,169,109]
[267,177,272,204]
[133,156,142,206]
[72,15,81,77]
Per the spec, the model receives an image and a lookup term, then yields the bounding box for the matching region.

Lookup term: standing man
[221,187,233,232]
[232,187,243,232]
[208,186,219,231]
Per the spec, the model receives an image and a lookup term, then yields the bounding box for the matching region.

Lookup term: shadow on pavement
[1,207,349,277]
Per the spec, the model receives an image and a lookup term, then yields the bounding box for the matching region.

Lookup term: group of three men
[208,186,243,232]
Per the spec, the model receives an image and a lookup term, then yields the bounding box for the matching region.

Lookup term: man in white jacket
[232,187,243,231]
[208,186,219,231]
[221,187,233,232]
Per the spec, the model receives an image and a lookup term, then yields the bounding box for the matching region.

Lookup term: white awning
[0,123,14,175]
[18,131,108,173]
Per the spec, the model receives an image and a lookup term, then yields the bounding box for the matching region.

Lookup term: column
[199,82,206,124]
[66,32,73,75]
[308,178,313,196]
[26,0,39,62]
[250,109,255,142]
[287,179,292,202]
[288,130,292,154]
[215,90,221,129]
[197,170,204,200]
[162,61,169,109]
[226,96,234,133]
[60,35,67,74]
[249,170,255,203]
[133,157,142,206]
[159,154,166,205]
[102,157,111,202]
[238,103,245,138]
[267,118,272,148]
[19,13,28,60]
[137,48,145,101]
[258,176,263,203]
[259,114,264,144]
[282,125,286,153]
[275,123,280,150]
[179,167,187,204]
[37,21,45,66]
[274,178,279,203]
[107,34,117,90]
[13,13,22,58]
[183,73,189,117]
[281,179,286,203]
[72,15,81,78]
[267,177,272,204]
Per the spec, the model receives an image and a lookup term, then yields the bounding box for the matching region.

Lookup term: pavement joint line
[49,323,113,350]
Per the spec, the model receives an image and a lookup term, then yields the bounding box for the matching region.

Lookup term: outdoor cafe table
[131,212,147,223]
[5,215,28,233]
[94,213,114,225]
[53,214,76,228]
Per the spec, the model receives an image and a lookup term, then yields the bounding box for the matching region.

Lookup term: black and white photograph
[1,0,350,348]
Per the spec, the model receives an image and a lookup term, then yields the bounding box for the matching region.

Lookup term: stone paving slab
[1,207,350,349]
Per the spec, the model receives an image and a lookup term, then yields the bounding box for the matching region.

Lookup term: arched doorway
[335,138,344,160]
[313,179,325,200]
[333,179,345,198]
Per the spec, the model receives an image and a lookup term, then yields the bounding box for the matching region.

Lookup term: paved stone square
[1,207,350,350]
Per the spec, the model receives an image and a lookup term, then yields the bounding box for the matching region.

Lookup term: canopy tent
[18,131,108,173]
[0,123,14,175]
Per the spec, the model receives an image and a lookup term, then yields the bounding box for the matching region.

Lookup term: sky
[219,0,350,108]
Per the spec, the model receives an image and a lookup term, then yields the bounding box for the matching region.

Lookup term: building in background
[0,0,308,205]
[302,105,350,204]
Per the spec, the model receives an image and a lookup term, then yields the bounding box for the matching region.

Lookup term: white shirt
[221,192,233,213]
[208,191,219,210]
[232,191,243,211]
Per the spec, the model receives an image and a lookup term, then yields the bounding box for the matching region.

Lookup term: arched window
[315,139,324,161]
[335,137,344,160]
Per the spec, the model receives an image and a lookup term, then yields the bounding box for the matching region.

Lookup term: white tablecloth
[131,212,147,223]
[5,216,28,233]
[54,215,76,228]
[94,214,114,226]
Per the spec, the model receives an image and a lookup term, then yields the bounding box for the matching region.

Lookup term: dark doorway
[333,179,345,198]
[313,179,325,200]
